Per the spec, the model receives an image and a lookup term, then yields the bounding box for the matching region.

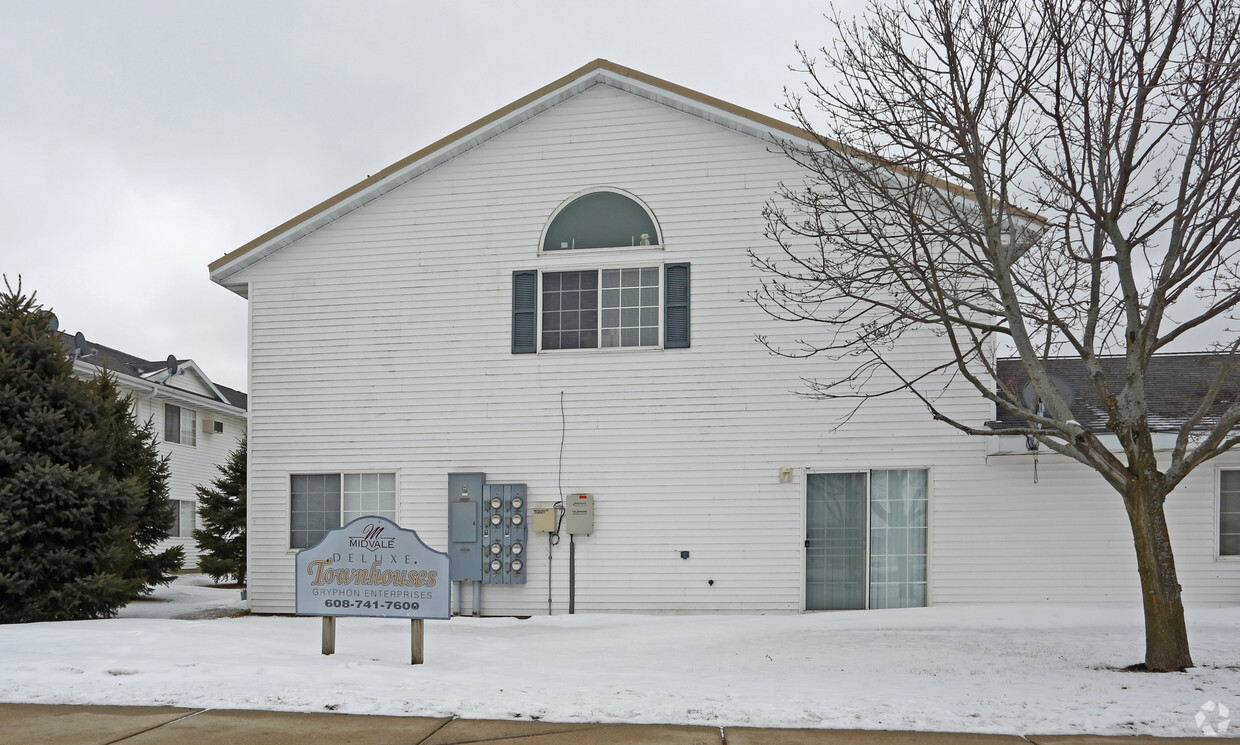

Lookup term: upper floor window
[164,403,196,447]
[542,191,660,252]
[513,264,689,353]
[542,267,661,350]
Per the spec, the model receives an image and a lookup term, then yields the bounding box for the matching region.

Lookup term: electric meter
[481,482,528,586]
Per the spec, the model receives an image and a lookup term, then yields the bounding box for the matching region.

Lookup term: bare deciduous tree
[757,0,1240,671]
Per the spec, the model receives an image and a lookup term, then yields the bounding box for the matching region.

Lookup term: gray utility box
[447,473,485,581]
[565,493,594,535]
[482,483,527,585]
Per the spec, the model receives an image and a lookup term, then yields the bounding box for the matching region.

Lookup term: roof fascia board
[208,60,830,289]
[209,61,619,286]
[208,58,1030,290]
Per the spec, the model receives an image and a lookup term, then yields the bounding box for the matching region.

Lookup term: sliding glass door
[805,470,928,610]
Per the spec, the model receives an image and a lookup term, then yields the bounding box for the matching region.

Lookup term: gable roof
[994,354,1240,432]
[210,58,1039,297]
[208,59,830,293]
[61,331,247,411]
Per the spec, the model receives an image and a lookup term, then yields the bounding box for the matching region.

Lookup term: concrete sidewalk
[0,704,1216,744]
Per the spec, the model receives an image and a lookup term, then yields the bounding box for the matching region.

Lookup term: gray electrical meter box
[565,493,594,535]
[482,483,527,584]
[447,473,485,581]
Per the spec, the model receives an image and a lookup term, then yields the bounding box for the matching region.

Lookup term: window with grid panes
[541,267,660,350]
[290,473,396,549]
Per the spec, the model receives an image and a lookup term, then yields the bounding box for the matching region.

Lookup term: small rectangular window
[172,500,195,538]
[164,403,196,446]
[291,473,397,549]
[1222,470,1240,556]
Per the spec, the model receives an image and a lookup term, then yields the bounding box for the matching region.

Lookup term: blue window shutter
[664,263,690,349]
[512,271,538,354]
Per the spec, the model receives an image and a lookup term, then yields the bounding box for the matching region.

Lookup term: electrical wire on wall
[553,390,567,544]
[547,391,567,615]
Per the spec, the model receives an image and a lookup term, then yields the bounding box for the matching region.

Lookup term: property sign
[295,516,450,620]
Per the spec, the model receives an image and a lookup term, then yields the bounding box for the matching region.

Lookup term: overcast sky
[2,1,847,391]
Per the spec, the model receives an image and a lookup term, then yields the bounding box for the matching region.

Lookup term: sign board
[295,516,450,620]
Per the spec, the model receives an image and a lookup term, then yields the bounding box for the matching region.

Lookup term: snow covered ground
[1,575,1237,738]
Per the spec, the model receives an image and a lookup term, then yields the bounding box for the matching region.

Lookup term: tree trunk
[1123,483,1193,671]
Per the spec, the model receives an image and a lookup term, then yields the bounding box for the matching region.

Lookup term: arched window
[542,191,660,251]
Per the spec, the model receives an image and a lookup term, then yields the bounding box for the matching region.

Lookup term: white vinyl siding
[126,386,246,569]
[233,83,1240,614]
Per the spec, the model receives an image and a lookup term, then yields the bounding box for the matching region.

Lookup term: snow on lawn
[1,576,1238,737]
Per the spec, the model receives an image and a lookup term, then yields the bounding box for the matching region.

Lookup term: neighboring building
[209,59,1239,615]
[64,332,247,568]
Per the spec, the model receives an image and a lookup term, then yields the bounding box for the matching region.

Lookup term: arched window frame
[538,187,663,255]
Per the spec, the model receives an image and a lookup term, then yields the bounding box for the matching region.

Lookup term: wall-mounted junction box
[531,505,557,533]
[564,493,593,536]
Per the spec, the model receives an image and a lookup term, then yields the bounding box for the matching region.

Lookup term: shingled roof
[61,332,247,410]
[994,354,1240,432]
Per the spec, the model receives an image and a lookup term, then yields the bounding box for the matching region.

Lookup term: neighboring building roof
[60,331,247,411]
[208,58,1018,294]
[994,354,1240,432]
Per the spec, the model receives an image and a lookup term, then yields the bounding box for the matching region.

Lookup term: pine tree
[0,280,141,621]
[0,279,182,622]
[193,435,246,585]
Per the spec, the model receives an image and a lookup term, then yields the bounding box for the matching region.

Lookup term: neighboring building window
[1222,470,1240,556]
[164,403,196,446]
[513,263,689,353]
[542,191,659,251]
[291,473,396,549]
[172,500,195,538]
